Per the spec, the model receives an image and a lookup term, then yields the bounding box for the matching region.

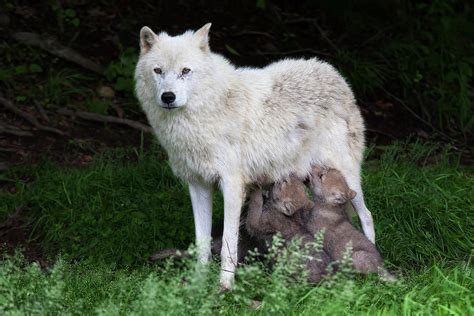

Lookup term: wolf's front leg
[189,180,213,263]
[219,175,245,290]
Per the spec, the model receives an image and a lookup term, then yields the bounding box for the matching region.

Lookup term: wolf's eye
[153,67,162,75]
[182,67,191,75]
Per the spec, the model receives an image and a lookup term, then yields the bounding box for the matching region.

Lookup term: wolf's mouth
[162,104,178,110]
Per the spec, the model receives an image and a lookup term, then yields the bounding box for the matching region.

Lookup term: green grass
[1,146,222,266]
[0,142,473,314]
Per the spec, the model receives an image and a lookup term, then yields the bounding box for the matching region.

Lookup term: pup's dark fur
[246,177,330,284]
[307,167,394,280]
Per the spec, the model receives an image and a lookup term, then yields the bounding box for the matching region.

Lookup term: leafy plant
[49,1,80,29]
[105,48,138,97]
[41,69,91,108]
[387,0,474,133]
[316,0,473,135]
[0,63,43,90]
[85,98,111,115]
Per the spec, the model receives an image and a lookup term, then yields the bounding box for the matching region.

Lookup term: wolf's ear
[140,26,157,54]
[194,23,212,52]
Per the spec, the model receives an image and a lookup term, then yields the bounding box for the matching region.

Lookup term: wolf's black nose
[161,92,176,104]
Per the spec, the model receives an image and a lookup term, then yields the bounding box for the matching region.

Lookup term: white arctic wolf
[135,23,374,289]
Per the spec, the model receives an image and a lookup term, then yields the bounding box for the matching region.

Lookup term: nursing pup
[306,167,394,281]
[246,177,330,284]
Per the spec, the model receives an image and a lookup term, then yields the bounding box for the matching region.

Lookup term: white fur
[135,24,375,289]
[188,180,213,263]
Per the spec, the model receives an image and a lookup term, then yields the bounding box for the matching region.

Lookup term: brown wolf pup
[307,167,395,281]
[246,177,330,284]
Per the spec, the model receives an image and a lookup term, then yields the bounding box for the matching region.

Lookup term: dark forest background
[0,0,473,168]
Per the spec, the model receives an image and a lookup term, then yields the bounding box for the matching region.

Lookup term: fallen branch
[34,101,50,123]
[58,108,153,133]
[0,122,34,137]
[0,96,65,135]
[12,32,104,75]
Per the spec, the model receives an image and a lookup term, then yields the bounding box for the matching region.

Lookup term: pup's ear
[305,200,315,210]
[311,165,324,176]
[347,189,357,200]
[140,26,157,54]
[281,201,297,216]
[194,23,212,52]
[309,167,322,185]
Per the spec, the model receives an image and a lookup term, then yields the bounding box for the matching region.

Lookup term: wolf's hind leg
[330,160,375,244]
[350,184,375,244]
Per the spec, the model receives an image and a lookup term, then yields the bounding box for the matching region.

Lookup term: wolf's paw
[220,269,235,291]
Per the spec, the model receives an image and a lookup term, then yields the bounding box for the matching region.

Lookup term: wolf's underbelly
[240,126,319,183]
[163,129,313,184]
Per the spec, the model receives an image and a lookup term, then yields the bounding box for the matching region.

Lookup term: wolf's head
[135,23,213,110]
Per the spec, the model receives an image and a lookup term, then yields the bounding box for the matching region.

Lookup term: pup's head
[269,176,313,216]
[135,23,212,110]
[309,166,356,205]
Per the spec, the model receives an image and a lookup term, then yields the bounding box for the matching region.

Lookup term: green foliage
[85,98,111,115]
[0,41,47,91]
[0,60,44,91]
[0,143,473,313]
[4,145,224,266]
[256,0,266,9]
[63,8,80,27]
[49,1,80,29]
[105,48,138,97]
[233,233,329,313]
[333,0,474,134]
[225,44,241,56]
[4,142,471,268]
[0,256,72,314]
[337,50,389,96]
[40,69,91,108]
[364,142,474,269]
[13,63,43,75]
[388,1,473,132]
[0,250,472,314]
[0,64,89,109]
